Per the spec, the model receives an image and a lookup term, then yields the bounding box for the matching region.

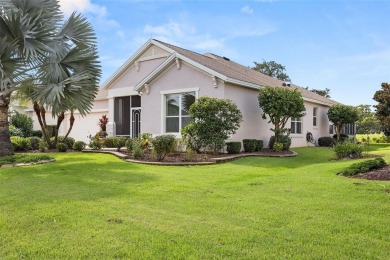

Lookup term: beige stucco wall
[92,99,108,110]
[224,83,273,146]
[141,61,224,135]
[109,57,166,89]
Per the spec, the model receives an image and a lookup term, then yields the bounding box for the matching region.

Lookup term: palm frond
[58,12,97,46]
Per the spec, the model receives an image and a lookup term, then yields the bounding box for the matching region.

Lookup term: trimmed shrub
[243,139,257,152]
[126,138,134,153]
[28,137,41,150]
[58,136,75,149]
[88,135,102,150]
[10,136,30,151]
[333,141,363,159]
[151,135,176,161]
[181,148,199,162]
[318,136,335,147]
[338,158,387,176]
[39,141,48,152]
[132,139,144,159]
[9,125,24,137]
[113,136,128,151]
[31,130,43,138]
[273,142,283,152]
[56,142,68,152]
[255,140,263,151]
[103,137,115,148]
[226,142,241,154]
[10,111,33,137]
[73,141,86,151]
[269,135,291,151]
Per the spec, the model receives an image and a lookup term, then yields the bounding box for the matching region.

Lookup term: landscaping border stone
[82,149,298,166]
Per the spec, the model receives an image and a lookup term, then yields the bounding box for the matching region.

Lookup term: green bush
[10,136,30,151]
[28,137,41,150]
[338,158,387,176]
[183,97,242,155]
[242,139,257,152]
[333,141,363,159]
[39,141,48,152]
[103,137,115,148]
[56,142,68,152]
[125,138,134,153]
[57,136,75,149]
[31,130,43,138]
[151,135,176,161]
[9,125,24,137]
[131,139,144,159]
[318,136,335,147]
[113,136,128,151]
[73,141,86,151]
[181,148,199,162]
[269,135,291,151]
[10,111,33,137]
[333,133,349,142]
[181,124,203,153]
[88,135,102,150]
[226,142,241,154]
[255,140,263,151]
[273,142,283,152]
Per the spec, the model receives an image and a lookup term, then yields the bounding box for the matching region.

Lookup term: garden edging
[0,159,55,168]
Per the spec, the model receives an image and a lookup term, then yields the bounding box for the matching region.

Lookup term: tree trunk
[0,102,14,156]
[64,110,75,139]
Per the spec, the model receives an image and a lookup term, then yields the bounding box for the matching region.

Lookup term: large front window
[291,117,302,134]
[165,92,196,133]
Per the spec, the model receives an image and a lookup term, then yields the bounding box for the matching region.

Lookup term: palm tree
[0,0,101,155]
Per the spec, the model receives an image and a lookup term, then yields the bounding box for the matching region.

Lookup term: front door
[131,108,141,138]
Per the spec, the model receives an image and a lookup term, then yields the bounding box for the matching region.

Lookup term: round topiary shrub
[52,136,75,149]
[243,139,257,152]
[73,141,86,151]
[10,136,30,151]
[56,142,68,152]
[255,140,263,151]
[226,142,241,154]
[103,136,115,148]
[28,137,41,150]
[318,136,335,147]
[269,135,291,151]
[31,130,43,138]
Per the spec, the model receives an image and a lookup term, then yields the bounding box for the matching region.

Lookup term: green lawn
[0,146,389,259]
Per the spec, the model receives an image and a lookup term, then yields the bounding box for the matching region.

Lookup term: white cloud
[241,5,254,14]
[59,0,107,17]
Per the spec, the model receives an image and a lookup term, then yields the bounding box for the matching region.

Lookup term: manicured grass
[0,146,389,259]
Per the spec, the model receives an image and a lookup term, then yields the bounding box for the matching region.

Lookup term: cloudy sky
[59,0,390,106]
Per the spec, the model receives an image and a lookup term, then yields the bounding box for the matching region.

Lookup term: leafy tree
[0,0,101,155]
[182,97,242,155]
[373,83,390,135]
[258,86,305,143]
[10,111,33,137]
[355,104,381,134]
[252,60,291,81]
[327,105,359,141]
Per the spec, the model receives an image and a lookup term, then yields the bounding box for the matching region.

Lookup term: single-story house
[12,39,344,147]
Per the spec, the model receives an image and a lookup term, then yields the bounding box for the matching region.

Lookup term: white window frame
[313,107,318,127]
[160,88,199,135]
[291,117,302,134]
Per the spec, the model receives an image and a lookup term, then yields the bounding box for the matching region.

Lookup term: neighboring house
[11,39,341,147]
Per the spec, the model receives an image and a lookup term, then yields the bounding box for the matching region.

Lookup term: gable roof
[154,39,339,106]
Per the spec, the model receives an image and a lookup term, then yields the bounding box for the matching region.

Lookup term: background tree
[355,104,381,134]
[258,86,306,143]
[327,105,359,141]
[373,82,390,135]
[182,97,242,155]
[252,60,291,81]
[0,0,101,155]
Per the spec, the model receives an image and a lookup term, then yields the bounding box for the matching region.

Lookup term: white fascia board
[150,39,178,53]
[225,78,262,90]
[303,97,334,107]
[108,87,140,98]
[133,54,177,92]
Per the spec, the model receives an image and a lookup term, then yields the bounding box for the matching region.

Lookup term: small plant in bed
[0,154,53,166]
[338,158,387,176]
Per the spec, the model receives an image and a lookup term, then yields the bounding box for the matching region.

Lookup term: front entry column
[107,97,115,137]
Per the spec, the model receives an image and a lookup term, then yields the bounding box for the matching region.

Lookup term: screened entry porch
[114,95,141,138]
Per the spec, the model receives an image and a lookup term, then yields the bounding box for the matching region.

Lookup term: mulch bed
[350,165,390,181]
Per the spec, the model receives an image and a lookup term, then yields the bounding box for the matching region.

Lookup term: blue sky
[59,0,390,106]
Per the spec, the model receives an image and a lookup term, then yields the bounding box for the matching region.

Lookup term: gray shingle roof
[155,39,340,106]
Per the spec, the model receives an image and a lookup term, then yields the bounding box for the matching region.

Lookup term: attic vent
[282,82,291,87]
[223,56,230,61]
